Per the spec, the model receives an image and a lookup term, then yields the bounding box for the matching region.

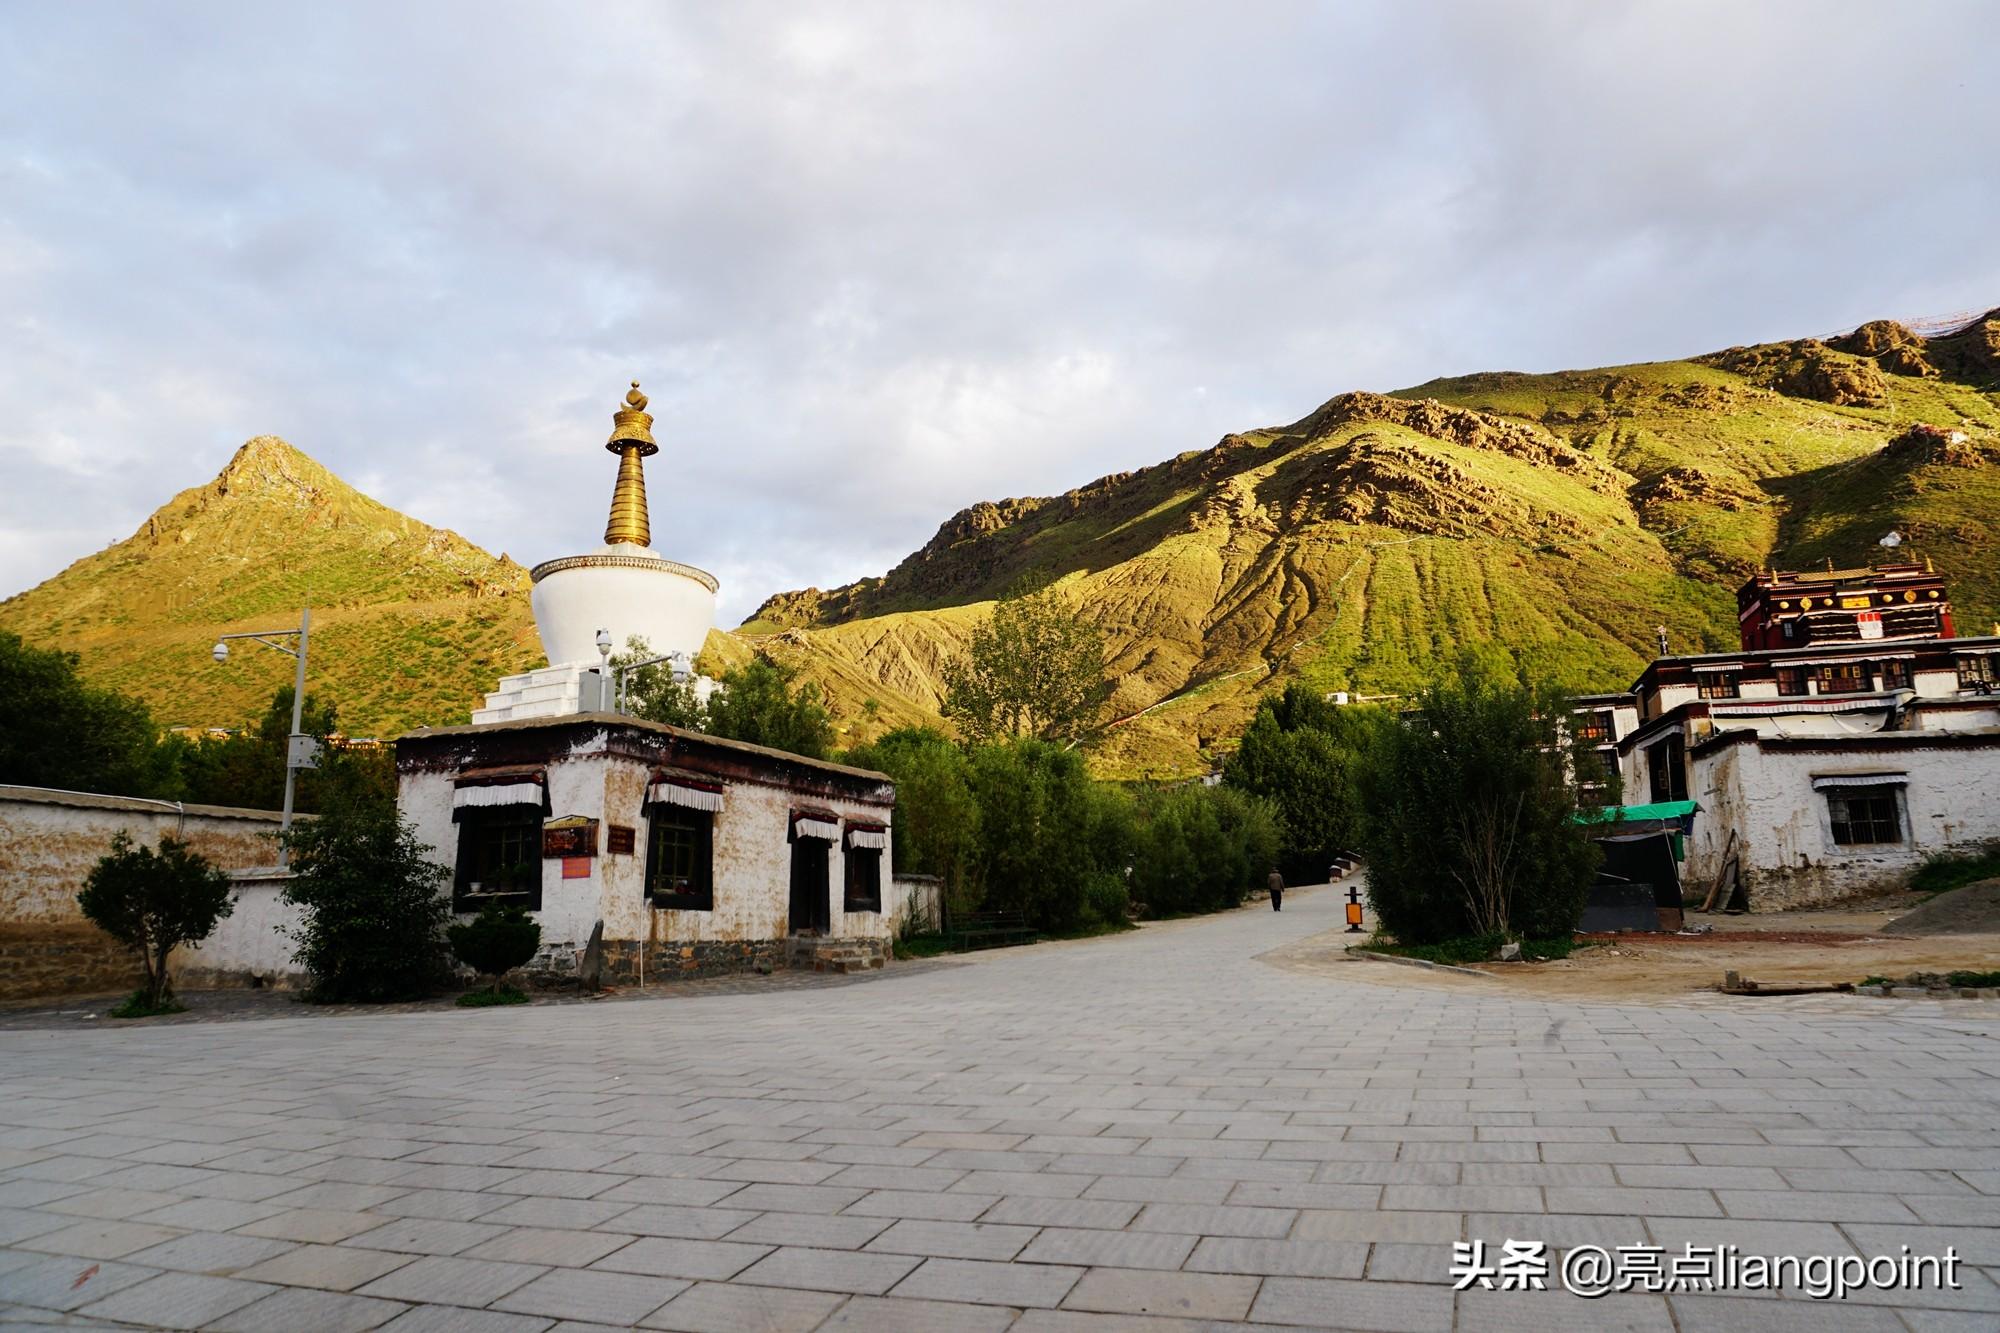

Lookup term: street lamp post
[212,607,314,868]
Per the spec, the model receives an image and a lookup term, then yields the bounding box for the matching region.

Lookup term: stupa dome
[528,382,717,668]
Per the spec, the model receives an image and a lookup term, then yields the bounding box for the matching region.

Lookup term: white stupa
[472,382,719,723]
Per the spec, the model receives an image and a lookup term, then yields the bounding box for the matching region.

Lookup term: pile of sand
[1884,880,2000,936]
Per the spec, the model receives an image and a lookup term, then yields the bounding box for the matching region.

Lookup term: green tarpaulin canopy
[1574,800,1699,825]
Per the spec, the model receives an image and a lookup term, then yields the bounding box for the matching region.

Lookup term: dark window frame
[1826,788,1903,846]
[1775,666,1808,697]
[1814,662,1868,695]
[1877,659,1911,690]
[1697,673,1740,700]
[1572,709,1614,743]
[454,806,543,912]
[843,844,884,913]
[1959,655,1997,691]
[645,806,715,911]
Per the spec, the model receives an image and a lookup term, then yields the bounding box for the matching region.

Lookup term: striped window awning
[792,809,841,841]
[452,766,548,819]
[646,775,725,813]
[1690,663,1745,674]
[846,822,889,850]
[1812,773,1907,790]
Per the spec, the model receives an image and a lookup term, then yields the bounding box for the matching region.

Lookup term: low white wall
[179,872,307,986]
[890,873,943,936]
[0,786,295,1000]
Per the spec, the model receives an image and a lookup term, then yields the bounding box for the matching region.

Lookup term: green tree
[842,727,981,909]
[1357,654,1600,946]
[0,631,178,797]
[612,636,708,729]
[1130,784,1282,916]
[1225,687,1390,883]
[281,783,452,1002]
[942,584,1112,744]
[77,832,235,1013]
[706,656,836,759]
[174,685,351,813]
[964,738,1114,932]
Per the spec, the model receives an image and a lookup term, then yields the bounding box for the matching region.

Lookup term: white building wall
[1687,739,2000,909]
[399,727,894,983]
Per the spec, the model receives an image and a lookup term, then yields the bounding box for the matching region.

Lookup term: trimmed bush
[448,905,542,994]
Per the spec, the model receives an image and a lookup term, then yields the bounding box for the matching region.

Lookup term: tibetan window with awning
[790,809,842,843]
[843,822,887,913]
[643,773,720,910]
[451,767,547,911]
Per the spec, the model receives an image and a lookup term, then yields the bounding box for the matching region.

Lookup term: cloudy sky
[3,2,1996,622]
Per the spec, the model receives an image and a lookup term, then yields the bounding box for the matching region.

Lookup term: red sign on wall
[561,856,592,879]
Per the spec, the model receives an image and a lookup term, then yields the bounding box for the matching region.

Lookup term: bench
[947,908,1038,951]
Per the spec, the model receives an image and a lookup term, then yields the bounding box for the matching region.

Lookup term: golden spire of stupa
[603,381,658,547]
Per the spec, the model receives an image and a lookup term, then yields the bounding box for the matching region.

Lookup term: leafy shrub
[1130,784,1282,916]
[1910,843,2000,895]
[77,832,234,1010]
[107,989,187,1019]
[1358,653,1600,946]
[1082,872,1131,930]
[448,905,541,994]
[455,985,530,1007]
[1363,932,1506,966]
[964,738,1110,933]
[282,788,452,1002]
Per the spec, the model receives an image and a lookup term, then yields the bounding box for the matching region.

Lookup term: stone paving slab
[2,884,1997,1329]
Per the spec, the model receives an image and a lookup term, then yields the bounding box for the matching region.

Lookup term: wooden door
[789,837,831,934]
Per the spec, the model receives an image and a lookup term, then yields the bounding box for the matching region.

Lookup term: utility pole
[213,606,316,868]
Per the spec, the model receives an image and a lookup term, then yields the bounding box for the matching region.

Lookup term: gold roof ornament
[607,381,658,456]
[604,381,657,547]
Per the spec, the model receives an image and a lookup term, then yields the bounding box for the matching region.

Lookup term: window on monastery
[455,808,543,911]
[844,845,883,913]
[1775,667,1808,697]
[1959,655,1997,693]
[1697,673,1739,700]
[1814,662,1867,695]
[1572,710,1614,743]
[646,807,714,910]
[1826,789,1903,846]
[1645,735,1688,803]
[1876,659,1910,690]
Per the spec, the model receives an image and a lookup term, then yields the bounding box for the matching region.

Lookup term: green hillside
[748,312,2000,775]
[6,313,1995,767]
[0,436,548,737]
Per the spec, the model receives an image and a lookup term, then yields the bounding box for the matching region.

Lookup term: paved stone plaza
[2,886,1996,1331]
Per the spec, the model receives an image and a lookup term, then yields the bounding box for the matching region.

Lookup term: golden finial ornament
[603,380,658,547]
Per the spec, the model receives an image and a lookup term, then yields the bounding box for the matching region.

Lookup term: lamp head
[211,641,229,663]
[595,628,612,653]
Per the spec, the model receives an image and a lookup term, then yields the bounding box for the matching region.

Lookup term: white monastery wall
[1686,738,2000,909]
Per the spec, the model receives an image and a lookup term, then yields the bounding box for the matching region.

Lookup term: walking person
[1266,868,1284,911]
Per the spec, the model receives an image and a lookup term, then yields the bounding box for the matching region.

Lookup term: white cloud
[1,1,1995,623]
